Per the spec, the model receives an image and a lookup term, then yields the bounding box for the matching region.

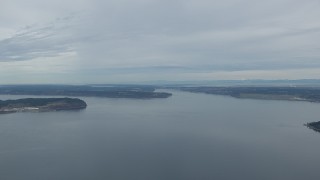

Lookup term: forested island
[305,121,320,133]
[0,98,87,114]
[0,85,172,99]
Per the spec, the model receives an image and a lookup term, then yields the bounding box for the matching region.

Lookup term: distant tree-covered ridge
[0,98,87,114]
[177,86,320,103]
[0,85,172,99]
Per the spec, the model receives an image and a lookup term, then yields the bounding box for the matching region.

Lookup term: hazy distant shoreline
[0,85,172,99]
[176,86,320,103]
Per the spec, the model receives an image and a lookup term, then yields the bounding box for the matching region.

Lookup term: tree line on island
[0,98,87,114]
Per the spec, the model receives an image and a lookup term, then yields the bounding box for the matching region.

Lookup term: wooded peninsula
[0,98,87,114]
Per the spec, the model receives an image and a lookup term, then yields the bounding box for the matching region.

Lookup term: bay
[1,91,320,180]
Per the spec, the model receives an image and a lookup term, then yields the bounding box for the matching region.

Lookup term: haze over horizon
[1,0,320,84]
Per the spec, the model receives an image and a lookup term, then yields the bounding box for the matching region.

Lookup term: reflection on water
[1,91,320,180]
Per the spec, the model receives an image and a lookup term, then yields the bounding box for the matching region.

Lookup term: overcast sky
[1,0,320,84]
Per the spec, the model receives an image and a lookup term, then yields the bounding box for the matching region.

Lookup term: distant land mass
[0,98,87,114]
[175,86,320,103]
[0,85,172,99]
[151,79,320,87]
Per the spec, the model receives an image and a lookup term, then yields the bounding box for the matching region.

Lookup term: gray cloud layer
[1,0,320,83]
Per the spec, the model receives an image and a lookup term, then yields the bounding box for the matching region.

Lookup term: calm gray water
[1,91,320,180]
